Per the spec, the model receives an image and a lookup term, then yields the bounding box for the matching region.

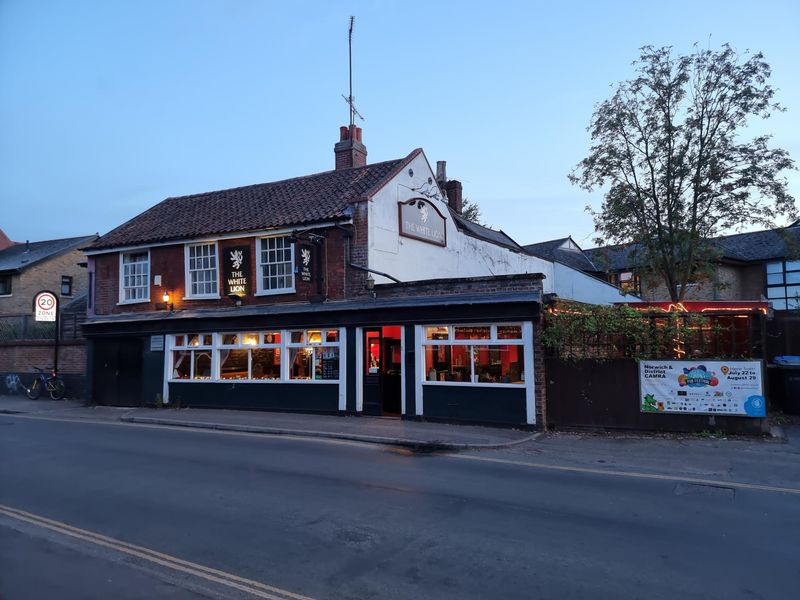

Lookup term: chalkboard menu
[317,348,340,380]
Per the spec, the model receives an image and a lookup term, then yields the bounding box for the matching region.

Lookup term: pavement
[0,394,538,450]
[3,394,800,489]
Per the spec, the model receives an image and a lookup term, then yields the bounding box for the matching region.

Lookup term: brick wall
[533,318,547,428]
[0,341,86,374]
[93,228,356,316]
[345,202,370,298]
[376,273,545,299]
[639,263,763,302]
[0,249,88,316]
[0,340,87,397]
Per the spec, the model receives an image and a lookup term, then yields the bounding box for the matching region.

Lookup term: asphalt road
[0,416,798,600]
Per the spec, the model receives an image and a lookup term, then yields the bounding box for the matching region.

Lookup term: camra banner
[639,360,765,417]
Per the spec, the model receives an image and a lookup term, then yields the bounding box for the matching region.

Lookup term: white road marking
[0,504,313,600]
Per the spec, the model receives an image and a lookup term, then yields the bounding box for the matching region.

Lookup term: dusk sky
[1,0,798,247]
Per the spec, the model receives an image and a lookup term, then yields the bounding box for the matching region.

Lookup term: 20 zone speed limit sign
[34,291,58,322]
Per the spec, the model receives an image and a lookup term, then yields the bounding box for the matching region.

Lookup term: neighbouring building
[526,224,800,309]
[583,223,800,307]
[82,125,628,426]
[0,231,97,394]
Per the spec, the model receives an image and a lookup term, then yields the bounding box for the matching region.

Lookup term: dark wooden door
[92,338,143,406]
[382,338,402,414]
[362,329,383,416]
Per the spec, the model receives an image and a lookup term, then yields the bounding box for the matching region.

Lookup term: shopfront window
[169,328,341,383]
[422,324,526,386]
[172,333,213,380]
[287,329,340,380]
[252,348,281,380]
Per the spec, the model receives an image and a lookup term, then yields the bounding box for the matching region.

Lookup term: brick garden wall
[0,340,87,398]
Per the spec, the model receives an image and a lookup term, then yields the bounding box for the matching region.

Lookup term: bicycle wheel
[26,378,42,400]
[49,378,66,400]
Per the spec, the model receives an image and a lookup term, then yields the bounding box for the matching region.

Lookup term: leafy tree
[571,44,796,301]
[461,197,482,224]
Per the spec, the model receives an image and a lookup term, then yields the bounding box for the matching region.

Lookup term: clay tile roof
[89,150,421,250]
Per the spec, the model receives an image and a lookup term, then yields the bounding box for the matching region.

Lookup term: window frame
[765,260,800,311]
[118,250,150,305]
[256,236,295,296]
[184,242,220,299]
[0,274,12,296]
[421,324,526,388]
[167,328,341,384]
[61,275,73,297]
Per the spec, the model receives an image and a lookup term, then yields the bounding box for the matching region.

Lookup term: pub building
[82,125,625,426]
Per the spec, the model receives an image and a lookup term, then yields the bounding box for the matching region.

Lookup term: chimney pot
[436,161,447,185]
[334,125,367,170]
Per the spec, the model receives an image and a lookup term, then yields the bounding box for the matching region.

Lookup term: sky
[1,0,799,248]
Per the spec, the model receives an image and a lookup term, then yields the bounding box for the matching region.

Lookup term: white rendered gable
[366,151,631,305]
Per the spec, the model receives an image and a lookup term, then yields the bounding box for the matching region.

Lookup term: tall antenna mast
[342,15,364,125]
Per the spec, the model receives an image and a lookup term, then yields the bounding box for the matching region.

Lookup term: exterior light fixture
[365,274,376,299]
[161,291,173,312]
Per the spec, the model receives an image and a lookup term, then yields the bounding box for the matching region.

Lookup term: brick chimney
[436,161,463,214]
[334,125,367,170]
[444,180,463,214]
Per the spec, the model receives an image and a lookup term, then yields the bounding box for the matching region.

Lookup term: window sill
[255,288,296,297]
[169,378,339,384]
[117,298,150,306]
[183,295,221,301]
[422,380,525,389]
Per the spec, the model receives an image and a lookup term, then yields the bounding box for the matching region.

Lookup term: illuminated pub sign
[398,198,446,247]
[224,245,251,297]
[299,242,314,283]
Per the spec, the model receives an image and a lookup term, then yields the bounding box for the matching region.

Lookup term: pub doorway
[362,326,403,416]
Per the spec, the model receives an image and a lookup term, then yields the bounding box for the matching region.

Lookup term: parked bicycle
[25,367,66,400]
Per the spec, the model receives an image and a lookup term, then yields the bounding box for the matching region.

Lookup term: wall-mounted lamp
[161,291,174,312]
[365,274,376,298]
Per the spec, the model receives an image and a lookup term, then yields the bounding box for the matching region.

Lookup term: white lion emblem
[419,202,429,223]
[230,250,244,270]
[301,248,312,266]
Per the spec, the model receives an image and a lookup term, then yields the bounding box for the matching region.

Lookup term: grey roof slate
[0,235,97,274]
[450,210,524,252]
[89,150,421,251]
[585,224,800,271]
[524,238,601,272]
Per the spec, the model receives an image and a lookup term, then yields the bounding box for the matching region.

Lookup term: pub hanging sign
[299,242,314,283]
[398,198,447,247]
[224,245,251,297]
